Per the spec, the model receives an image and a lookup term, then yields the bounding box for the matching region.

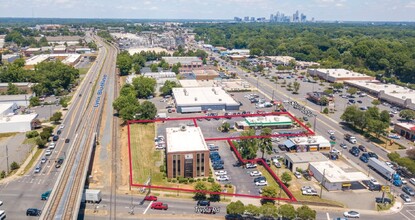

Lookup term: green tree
[209,182,222,201]
[0,170,5,179]
[347,87,358,96]
[261,186,277,204]
[171,63,181,74]
[278,204,296,220]
[244,204,260,216]
[319,96,329,106]
[35,137,47,148]
[150,63,159,72]
[281,172,292,187]
[119,104,140,121]
[332,82,344,89]
[380,110,391,124]
[120,84,137,97]
[293,81,300,94]
[26,131,39,138]
[132,76,156,98]
[138,101,157,120]
[259,128,273,159]
[29,96,40,107]
[10,161,20,171]
[237,129,258,159]
[221,122,231,132]
[323,107,329,114]
[226,200,245,215]
[296,205,316,220]
[160,80,180,96]
[260,203,279,217]
[116,51,133,76]
[7,82,19,95]
[50,111,62,123]
[372,99,381,106]
[400,109,415,121]
[194,182,208,200]
[113,94,139,112]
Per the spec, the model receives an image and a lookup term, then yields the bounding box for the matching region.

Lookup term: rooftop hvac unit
[6,116,11,122]
[180,125,187,131]
[402,96,406,99]
[347,72,350,74]
[195,97,198,101]
[219,99,222,101]
[184,89,188,96]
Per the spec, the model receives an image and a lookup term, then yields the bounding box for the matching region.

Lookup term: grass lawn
[0,132,18,140]
[369,134,406,150]
[257,166,289,199]
[377,192,394,211]
[130,123,162,184]
[23,148,42,175]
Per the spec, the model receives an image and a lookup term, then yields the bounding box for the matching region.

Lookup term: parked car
[246,163,257,169]
[328,130,335,135]
[216,175,230,181]
[375,197,392,204]
[26,208,42,216]
[213,164,224,170]
[402,186,415,196]
[250,171,262,177]
[52,135,59,142]
[294,171,302,179]
[144,196,158,201]
[34,165,41,173]
[401,193,412,202]
[215,170,227,176]
[343,210,360,218]
[330,135,336,141]
[410,178,415,186]
[255,180,268,186]
[40,157,47,164]
[274,161,282,168]
[254,176,266,183]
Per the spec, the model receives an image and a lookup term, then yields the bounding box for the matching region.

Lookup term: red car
[151,202,168,210]
[144,196,158,201]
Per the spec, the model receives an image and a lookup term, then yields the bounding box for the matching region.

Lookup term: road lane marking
[143,201,153,214]
[400,211,412,220]
[326,212,330,220]
[406,210,415,218]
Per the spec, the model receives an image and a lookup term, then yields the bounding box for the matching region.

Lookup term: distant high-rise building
[250,17,255,22]
[239,10,311,24]
[234,17,242,22]
[301,13,306,22]
[270,14,274,22]
[244,16,249,22]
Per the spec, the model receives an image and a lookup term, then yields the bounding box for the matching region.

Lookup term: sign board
[381,185,390,192]
[330,141,336,145]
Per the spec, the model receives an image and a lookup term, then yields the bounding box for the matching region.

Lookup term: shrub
[323,108,329,114]
[208,177,214,183]
[10,161,20,171]
[26,131,39,138]
[172,179,177,183]
[202,177,207,181]
[167,178,172,182]
[159,165,165,173]
[0,170,5,178]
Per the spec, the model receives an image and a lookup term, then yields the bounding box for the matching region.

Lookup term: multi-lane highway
[0,34,117,219]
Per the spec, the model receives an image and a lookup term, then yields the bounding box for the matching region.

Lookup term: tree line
[0,59,79,96]
[191,23,415,85]
[341,105,390,137]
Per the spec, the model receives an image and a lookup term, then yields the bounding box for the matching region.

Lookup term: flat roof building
[265,56,295,66]
[308,69,375,82]
[345,80,415,110]
[394,123,415,141]
[236,115,293,130]
[192,69,220,80]
[309,161,370,191]
[166,126,209,178]
[172,87,240,113]
[0,94,34,107]
[0,103,38,133]
[283,136,331,152]
[25,54,81,69]
[284,152,328,171]
[0,82,36,94]
[162,56,202,67]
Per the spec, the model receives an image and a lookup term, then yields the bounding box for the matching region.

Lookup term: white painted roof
[0,113,37,123]
[311,69,371,79]
[289,135,331,146]
[166,126,208,153]
[162,56,201,65]
[173,87,239,107]
[310,161,370,183]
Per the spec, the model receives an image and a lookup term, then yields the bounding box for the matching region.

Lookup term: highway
[0,34,116,219]
[40,34,118,220]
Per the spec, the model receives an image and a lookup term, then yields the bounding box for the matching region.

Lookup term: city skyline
[0,0,414,21]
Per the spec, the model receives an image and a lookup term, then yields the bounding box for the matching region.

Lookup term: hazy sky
[0,0,414,21]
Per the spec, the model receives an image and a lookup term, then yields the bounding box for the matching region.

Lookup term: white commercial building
[345,80,415,110]
[162,57,202,67]
[309,161,370,191]
[172,87,240,113]
[283,136,331,152]
[265,56,295,66]
[25,53,81,69]
[236,115,293,130]
[308,69,375,82]
[166,126,210,178]
[0,103,38,133]
[284,152,328,172]
[0,94,34,107]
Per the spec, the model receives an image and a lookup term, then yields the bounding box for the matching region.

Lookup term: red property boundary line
[127,112,313,202]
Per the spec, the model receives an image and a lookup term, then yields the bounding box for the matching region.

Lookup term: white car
[34,166,41,173]
[215,170,227,176]
[410,178,415,186]
[48,142,56,149]
[255,180,268,186]
[328,130,335,135]
[294,171,302,179]
[45,149,52,156]
[401,193,412,203]
[250,171,262,177]
[59,124,65,129]
[216,175,229,181]
[0,200,2,206]
[344,211,360,218]
[246,163,257,169]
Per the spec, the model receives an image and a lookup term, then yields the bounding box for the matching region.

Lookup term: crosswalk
[15,172,59,185]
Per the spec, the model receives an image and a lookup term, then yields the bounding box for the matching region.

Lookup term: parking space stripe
[406,210,415,218]
[400,211,412,220]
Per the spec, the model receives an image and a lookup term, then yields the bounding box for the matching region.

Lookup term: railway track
[41,37,117,220]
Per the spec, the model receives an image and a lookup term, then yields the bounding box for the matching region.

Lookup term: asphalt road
[0,33,110,219]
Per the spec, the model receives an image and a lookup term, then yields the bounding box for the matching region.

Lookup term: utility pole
[6,145,9,174]
[313,115,317,133]
[320,169,326,198]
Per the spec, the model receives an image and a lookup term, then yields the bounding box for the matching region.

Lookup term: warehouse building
[166,126,210,178]
[0,103,38,133]
[283,136,331,152]
[192,69,220,80]
[172,87,240,113]
[162,56,202,68]
[235,115,293,130]
[0,82,36,94]
[284,152,328,172]
[394,123,415,141]
[0,94,34,107]
[24,54,81,70]
[345,80,415,110]
[309,161,370,191]
[308,69,375,82]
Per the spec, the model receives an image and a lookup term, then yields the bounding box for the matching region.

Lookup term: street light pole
[313,115,317,133]
[6,145,9,174]
[320,169,326,198]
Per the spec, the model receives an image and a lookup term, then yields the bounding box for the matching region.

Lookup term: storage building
[284,152,328,172]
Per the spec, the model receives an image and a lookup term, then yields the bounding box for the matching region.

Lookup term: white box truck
[83,189,102,203]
